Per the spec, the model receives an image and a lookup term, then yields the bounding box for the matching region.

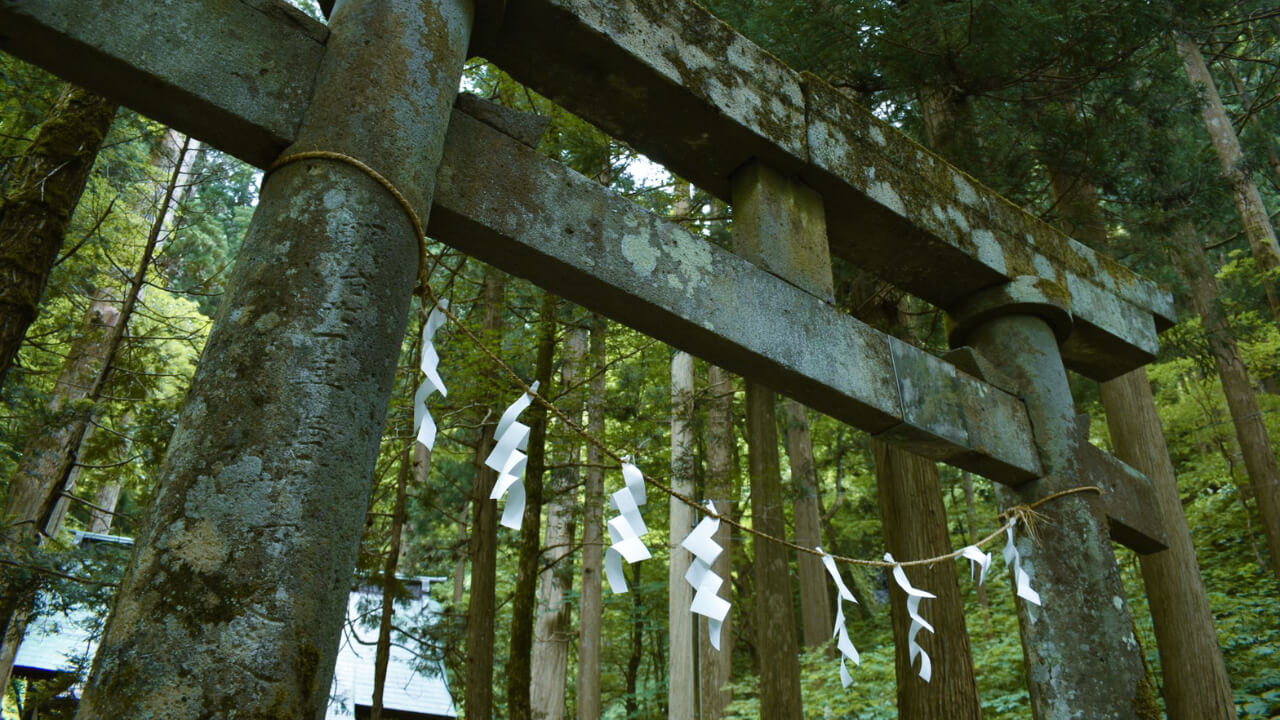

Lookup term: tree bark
[1101,368,1238,719]
[466,266,508,720]
[530,325,586,720]
[1216,56,1280,208]
[507,291,558,720]
[371,444,412,720]
[745,384,804,719]
[1175,32,1280,322]
[1169,219,1280,581]
[624,562,644,719]
[959,473,989,608]
[0,136,188,689]
[781,398,832,649]
[872,440,983,719]
[700,364,736,719]
[841,259,983,714]
[0,84,116,390]
[576,314,607,720]
[669,350,697,720]
[87,481,122,534]
[0,293,120,690]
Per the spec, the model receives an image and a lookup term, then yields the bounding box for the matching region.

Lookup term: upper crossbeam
[0,0,1165,548]
[479,0,1176,379]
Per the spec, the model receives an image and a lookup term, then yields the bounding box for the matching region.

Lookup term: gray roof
[13,604,98,677]
[326,579,458,719]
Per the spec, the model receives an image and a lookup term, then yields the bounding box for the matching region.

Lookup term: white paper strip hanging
[484,381,540,530]
[958,545,992,587]
[412,301,450,450]
[818,547,860,687]
[680,501,730,650]
[885,553,936,683]
[1003,519,1042,606]
[604,458,650,594]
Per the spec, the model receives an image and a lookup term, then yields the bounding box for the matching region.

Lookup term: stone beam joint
[947,276,1073,350]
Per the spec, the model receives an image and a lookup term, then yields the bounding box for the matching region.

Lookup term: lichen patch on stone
[621,233,659,275]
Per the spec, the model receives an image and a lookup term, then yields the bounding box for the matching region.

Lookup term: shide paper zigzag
[413,301,450,451]
[819,547,860,687]
[886,553,936,683]
[959,545,993,587]
[1004,518,1042,607]
[605,460,650,594]
[680,501,731,650]
[485,382,540,530]
[463,354,1043,690]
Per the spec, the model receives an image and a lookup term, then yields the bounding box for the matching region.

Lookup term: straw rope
[265,150,1106,569]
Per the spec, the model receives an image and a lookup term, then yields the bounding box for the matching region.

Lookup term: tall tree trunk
[87,481,122,534]
[1168,219,1280,580]
[530,325,585,720]
[41,132,196,537]
[1102,369,1238,718]
[781,398,832,649]
[1175,32,1280,322]
[624,562,644,719]
[44,420,102,536]
[959,473,988,608]
[0,85,116,390]
[371,443,412,720]
[745,384,804,718]
[0,136,188,689]
[669,350,697,720]
[872,441,983,719]
[1044,160,1238,717]
[0,293,119,688]
[576,314,608,720]
[465,266,508,720]
[844,258,983,715]
[700,364,736,719]
[507,292,558,720]
[667,178,699,720]
[1214,56,1280,191]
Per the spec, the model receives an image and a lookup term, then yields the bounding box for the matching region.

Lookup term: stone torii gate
[2,0,1182,717]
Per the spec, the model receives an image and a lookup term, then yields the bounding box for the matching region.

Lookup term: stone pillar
[75,0,473,717]
[948,277,1158,720]
[730,162,826,720]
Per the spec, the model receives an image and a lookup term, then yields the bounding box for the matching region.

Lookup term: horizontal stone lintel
[479,0,1176,380]
[0,0,327,169]
[430,110,1042,484]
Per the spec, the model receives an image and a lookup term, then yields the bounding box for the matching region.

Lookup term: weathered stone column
[948,277,1158,720]
[76,0,473,717]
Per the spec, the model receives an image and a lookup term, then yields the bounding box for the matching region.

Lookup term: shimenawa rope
[265,150,1106,569]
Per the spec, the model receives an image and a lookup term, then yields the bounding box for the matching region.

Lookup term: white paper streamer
[818,547,860,687]
[680,501,730,650]
[958,545,992,587]
[1003,519,1042,606]
[886,552,936,683]
[484,381,540,530]
[412,301,450,450]
[604,459,650,594]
